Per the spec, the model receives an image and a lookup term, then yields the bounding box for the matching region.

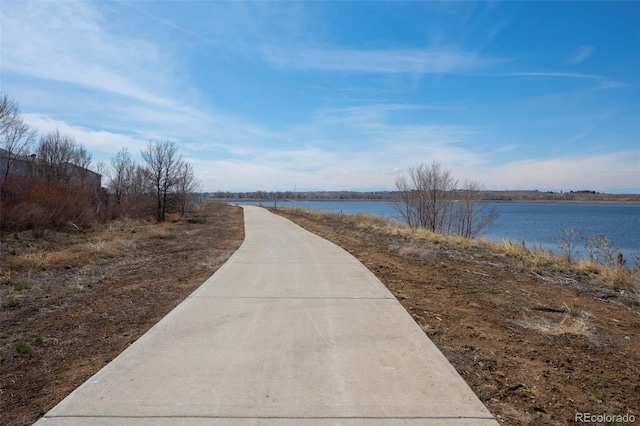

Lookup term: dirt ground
[0,201,244,426]
[274,208,640,426]
[2,202,638,425]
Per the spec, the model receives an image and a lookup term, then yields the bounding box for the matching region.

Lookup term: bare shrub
[451,180,498,239]
[585,233,618,266]
[1,118,104,233]
[393,162,497,238]
[1,177,98,231]
[394,161,457,232]
[555,227,582,263]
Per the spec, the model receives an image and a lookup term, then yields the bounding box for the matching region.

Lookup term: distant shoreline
[206,189,640,205]
[477,199,640,205]
[214,198,640,205]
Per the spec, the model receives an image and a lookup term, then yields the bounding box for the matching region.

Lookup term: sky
[1,1,639,193]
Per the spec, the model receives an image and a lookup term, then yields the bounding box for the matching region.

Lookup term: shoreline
[214,198,640,205]
[207,189,640,205]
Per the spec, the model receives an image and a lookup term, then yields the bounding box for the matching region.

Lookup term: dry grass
[495,240,560,272]
[599,265,640,291]
[280,207,640,296]
[514,312,594,340]
[288,208,488,250]
[495,239,640,293]
[0,269,11,285]
[4,221,143,271]
[575,260,601,275]
[165,212,181,222]
[147,223,177,240]
[4,218,184,272]
[6,238,130,270]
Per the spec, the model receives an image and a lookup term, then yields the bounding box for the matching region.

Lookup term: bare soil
[274,208,640,426]
[0,201,244,426]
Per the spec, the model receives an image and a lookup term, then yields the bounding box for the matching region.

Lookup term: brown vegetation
[1,177,103,232]
[0,202,244,426]
[1,93,202,235]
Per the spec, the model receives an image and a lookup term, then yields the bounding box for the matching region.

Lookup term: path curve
[36,206,498,425]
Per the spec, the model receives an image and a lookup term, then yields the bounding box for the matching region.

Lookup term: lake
[237,200,640,266]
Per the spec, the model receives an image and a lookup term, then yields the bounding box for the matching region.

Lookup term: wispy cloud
[260,45,497,74]
[479,152,640,192]
[569,45,595,65]
[500,71,606,80]
[177,103,486,191]
[23,97,636,193]
[1,1,287,159]
[23,114,148,157]
[1,1,179,107]
[494,144,519,154]
[495,71,624,89]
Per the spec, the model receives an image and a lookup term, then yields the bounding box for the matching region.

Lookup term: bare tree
[452,180,498,239]
[173,161,201,216]
[394,161,457,233]
[141,140,181,222]
[394,175,419,227]
[36,130,92,186]
[131,164,151,196]
[0,93,21,137]
[423,162,457,233]
[121,164,154,218]
[0,93,37,183]
[108,147,136,206]
[394,162,497,238]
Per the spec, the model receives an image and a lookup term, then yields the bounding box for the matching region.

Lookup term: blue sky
[1,1,639,192]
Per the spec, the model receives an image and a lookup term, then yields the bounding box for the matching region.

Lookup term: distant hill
[479,190,640,203]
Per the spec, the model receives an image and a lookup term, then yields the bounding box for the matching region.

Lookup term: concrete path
[36,206,498,425]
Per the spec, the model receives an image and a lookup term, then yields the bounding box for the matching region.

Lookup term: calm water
[239,200,640,265]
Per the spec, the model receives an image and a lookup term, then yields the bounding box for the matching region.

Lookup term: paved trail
[36,206,498,425]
